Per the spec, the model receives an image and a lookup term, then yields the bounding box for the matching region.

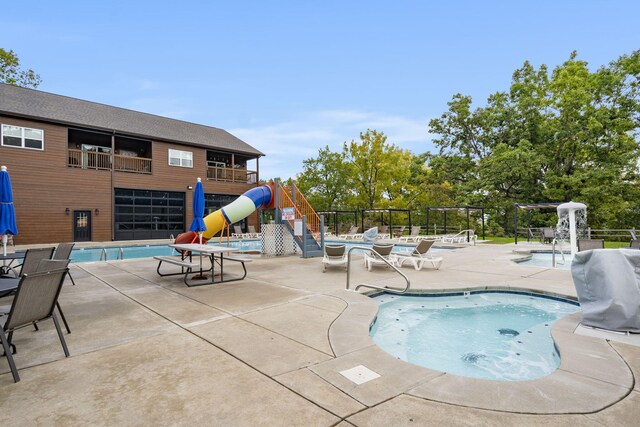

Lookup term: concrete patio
[1,242,639,426]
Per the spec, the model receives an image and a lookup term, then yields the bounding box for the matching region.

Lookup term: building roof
[0,83,263,157]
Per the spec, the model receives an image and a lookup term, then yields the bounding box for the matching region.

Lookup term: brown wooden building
[0,83,264,245]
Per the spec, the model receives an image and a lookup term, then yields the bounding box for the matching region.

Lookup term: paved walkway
[1,243,639,426]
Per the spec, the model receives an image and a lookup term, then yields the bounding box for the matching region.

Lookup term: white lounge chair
[393,239,443,270]
[393,226,406,239]
[378,225,390,239]
[442,229,476,245]
[322,244,347,271]
[232,225,252,240]
[248,225,261,239]
[339,226,362,240]
[399,226,422,242]
[364,243,396,271]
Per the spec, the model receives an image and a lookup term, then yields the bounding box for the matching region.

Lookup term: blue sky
[3,1,639,179]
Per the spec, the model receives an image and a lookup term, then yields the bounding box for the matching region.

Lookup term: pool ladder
[345,246,411,294]
[99,247,125,261]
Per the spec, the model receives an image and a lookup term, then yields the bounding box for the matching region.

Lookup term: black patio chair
[577,239,605,252]
[541,228,555,244]
[53,243,76,285]
[0,252,71,334]
[0,267,70,382]
[6,247,55,278]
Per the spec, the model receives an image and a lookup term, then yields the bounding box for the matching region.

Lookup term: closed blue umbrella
[0,165,18,257]
[189,177,207,245]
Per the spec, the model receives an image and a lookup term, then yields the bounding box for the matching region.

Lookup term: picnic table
[155,244,252,287]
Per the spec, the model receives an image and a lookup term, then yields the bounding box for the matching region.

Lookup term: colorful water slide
[175,184,275,245]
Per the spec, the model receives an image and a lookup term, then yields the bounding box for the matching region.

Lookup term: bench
[155,256,200,277]
[216,256,252,282]
[155,253,252,287]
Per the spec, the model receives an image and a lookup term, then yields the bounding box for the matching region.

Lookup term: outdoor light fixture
[65,208,70,214]
[187,185,193,190]
[95,208,100,215]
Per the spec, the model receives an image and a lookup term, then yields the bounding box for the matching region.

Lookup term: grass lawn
[480,236,631,248]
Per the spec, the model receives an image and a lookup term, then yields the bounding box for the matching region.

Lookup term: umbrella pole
[2,234,6,257]
[199,231,203,270]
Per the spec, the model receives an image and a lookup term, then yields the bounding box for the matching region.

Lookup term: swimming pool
[64,239,441,263]
[69,240,262,263]
[370,291,579,381]
[515,252,572,270]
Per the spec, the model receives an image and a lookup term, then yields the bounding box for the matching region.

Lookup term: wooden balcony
[113,154,152,174]
[206,166,257,184]
[68,149,152,174]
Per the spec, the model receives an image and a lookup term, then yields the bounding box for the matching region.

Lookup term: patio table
[167,244,247,286]
[0,277,19,298]
[0,252,25,277]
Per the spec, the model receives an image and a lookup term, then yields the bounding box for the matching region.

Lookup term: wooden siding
[0,115,260,245]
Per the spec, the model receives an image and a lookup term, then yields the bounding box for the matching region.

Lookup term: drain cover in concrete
[339,365,380,385]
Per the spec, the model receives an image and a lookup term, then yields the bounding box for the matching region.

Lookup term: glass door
[73,210,92,242]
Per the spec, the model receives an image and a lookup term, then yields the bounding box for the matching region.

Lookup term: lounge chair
[393,226,406,239]
[0,267,71,382]
[322,244,348,272]
[364,243,396,271]
[232,225,251,239]
[248,225,261,238]
[442,229,477,245]
[399,226,422,242]
[378,225,390,239]
[393,239,443,270]
[577,239,604,252]
[630,240,640,249]
[339,226,362,240]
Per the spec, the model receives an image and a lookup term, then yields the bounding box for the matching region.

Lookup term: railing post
[275,179,281,224]
[302,215,307,258]
[320,215,325,250]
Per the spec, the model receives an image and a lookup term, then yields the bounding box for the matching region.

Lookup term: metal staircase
[277,182,323,257]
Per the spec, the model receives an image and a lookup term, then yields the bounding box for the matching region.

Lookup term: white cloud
[229,110,435,180]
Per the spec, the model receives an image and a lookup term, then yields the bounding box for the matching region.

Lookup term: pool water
[69,240,262,263]
[370,292,579,381]
[64,239,441,263]
[516,252,572,270]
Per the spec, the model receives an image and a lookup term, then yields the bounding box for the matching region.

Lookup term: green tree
[428,50,640,231]
[296,146,350,210]
[344,129,414,209]
[0,48,41,88]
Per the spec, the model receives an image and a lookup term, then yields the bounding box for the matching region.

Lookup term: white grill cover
[571,249,640,332]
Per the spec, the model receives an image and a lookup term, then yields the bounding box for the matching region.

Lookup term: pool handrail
[551,238,566,268]
[345,246,411,294]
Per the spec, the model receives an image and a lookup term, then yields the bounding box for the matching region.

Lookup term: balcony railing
[113,154,152,174]
[68,149,111,171]
[206,166,257,184]
[68,149,152,174]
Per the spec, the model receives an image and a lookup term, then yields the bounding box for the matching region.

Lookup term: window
[168,149,193,168]
[2,124,44,150]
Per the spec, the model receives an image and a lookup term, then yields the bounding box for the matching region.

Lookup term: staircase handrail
[291,185,321,236]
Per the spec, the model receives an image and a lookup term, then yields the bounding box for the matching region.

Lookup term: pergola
[513,203,562,244]
[360,209,412,234]
[425,206,485,240]
[316,210,359,234]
